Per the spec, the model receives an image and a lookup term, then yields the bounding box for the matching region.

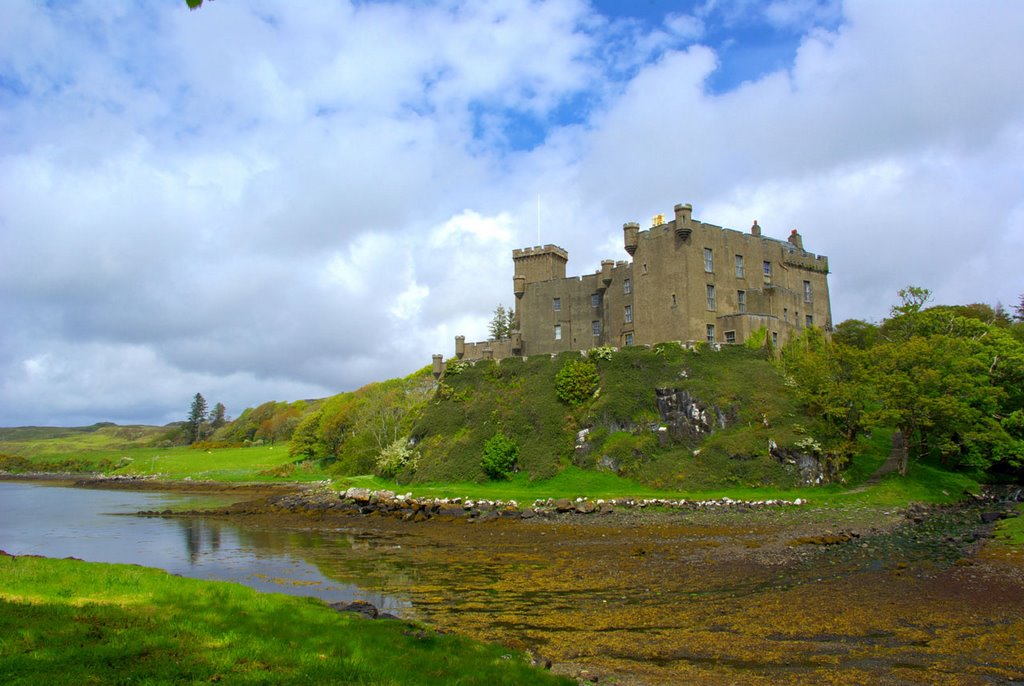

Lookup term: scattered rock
[329,600,379,619]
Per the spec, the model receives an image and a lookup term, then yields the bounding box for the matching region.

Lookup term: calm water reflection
[0,481,409,613]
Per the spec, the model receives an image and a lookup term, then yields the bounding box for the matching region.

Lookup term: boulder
[329,600,379,619]
[574,500,597,514]
[344,487,373,504]
[553,498,574,512]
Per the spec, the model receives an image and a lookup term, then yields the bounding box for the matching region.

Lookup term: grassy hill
[0,345,875,490]
[410,343,844,489]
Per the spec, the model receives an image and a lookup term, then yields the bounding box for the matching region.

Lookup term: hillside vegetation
[411,345,822,489]
[5,291,1021,492]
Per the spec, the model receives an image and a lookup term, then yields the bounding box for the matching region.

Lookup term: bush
[375,439,419,480]
[481,432,519,480]
[555,358,599,406]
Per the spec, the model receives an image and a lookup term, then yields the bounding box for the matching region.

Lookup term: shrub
[481,432,519,480]
[555,358,599,406]
[375,439,419,480]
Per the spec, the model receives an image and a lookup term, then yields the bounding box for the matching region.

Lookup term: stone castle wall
[445,201,832,365]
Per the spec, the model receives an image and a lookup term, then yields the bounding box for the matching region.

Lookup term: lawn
[0,554,569,686]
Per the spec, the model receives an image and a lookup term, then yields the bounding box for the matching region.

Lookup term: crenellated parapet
[782,251,830,274]
[512,244,569,284]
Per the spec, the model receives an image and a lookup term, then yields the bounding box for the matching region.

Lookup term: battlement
[512,244,569,261]
[513,243,569,284]
[783,250,830,273]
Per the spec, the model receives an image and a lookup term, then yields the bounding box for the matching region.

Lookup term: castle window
[737,290,746,313]
[725,331,736,344]
[806,314,813,328]
[623,278,631,295]
[642,263,648,274]
[591,293,600,308]
[706,324,715,342]
[772,331,778,346]
[625,333,634,346]
[784,308,789,323]
[704,248,714,273]
[554,324,562,340]
[553,297,561,311]
[706,284,716,311]
[735,255,745,278]
[624,305,633,323]
[763,260,772,277]
[592,320,600,336]
[803,281,812,303]
[671,293,677,307]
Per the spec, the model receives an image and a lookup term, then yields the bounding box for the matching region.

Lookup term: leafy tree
[186,393,208,444]
[488,304,515,340]
[481,432,518,480]
[780,328,869,447]
[832,319,879,350]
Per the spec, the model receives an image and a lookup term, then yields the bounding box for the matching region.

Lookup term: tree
[186,393,208,444]
[208,402,227,430]
[488,304,515,340]
[1014,294,1024,323]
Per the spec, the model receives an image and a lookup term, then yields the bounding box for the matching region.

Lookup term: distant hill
[0,423,172,456]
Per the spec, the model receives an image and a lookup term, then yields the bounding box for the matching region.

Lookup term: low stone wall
[235,487,809,524]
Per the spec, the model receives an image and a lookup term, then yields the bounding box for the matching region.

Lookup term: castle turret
[455,335,465,359]
[432,354,444,378]
[513,274,525,299]
[623,222,639,256]
[674,203,692,239]
[599,259,613,290]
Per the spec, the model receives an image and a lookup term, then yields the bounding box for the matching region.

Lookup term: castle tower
[512,244,568,284]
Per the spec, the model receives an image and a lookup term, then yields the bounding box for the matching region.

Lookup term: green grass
[0,555,570,686]
[994,504,1024,546]
[1,444,329,483]
[0,423,167,456]
[113,445,329,482]
[336,458,980,508]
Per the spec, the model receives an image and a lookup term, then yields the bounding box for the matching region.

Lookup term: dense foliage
[554,358,599,406]
[481,432,519,479]
[782,291,1024,477]
[288,369,434,474]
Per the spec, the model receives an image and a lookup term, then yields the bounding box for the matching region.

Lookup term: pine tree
[208,402,227,430]
[488,304,515,339]
[187,393,208,444]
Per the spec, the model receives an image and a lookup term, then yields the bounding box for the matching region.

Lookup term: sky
[1,0,1022,427]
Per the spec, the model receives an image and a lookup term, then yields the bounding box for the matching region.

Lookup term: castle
[435,201,831,368]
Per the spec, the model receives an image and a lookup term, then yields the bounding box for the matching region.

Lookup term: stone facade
[449,201,831,364]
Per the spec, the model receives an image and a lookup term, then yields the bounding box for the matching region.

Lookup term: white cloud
[1,0,1022,425]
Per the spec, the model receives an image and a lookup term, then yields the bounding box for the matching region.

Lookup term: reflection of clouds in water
[0,482,410,614]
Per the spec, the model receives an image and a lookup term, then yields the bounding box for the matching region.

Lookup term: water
[0,480,409,613]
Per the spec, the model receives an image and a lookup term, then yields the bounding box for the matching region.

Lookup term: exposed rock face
[768,440,826,485]
[654,388,728,439]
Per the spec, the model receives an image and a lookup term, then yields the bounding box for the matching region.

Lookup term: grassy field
[0,554,570,686]
[337,459,980,507]
[0,443,329,483]
[1,429,981,506]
